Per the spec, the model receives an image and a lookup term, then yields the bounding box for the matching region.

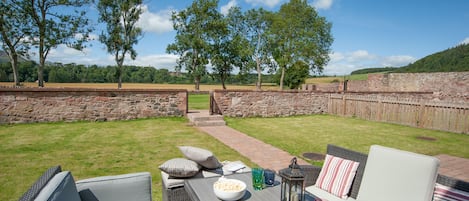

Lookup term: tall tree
[210,6,250,89]
[24,0,93,87]
[270,0,333,90]
[0,0,32,86]
[98,0,143,89]
[244,8,272,90]
[167,0,220,91]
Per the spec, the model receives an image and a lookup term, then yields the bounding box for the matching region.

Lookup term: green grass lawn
[226,115,469,160]
[189,93,209,110]
[0,118,255,201]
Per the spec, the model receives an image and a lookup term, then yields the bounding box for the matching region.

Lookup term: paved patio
[190,110,469,182]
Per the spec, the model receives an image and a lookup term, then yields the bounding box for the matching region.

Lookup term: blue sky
[45,0,469,75]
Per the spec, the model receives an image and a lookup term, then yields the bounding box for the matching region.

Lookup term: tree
[244,8,272,90]
[210,6,250,89]
[284,60,309,89]
[270,0,333,90]
[98,0,143,89]
[23,0,93,87]
[167,0,220,91]
[0,0,32,86]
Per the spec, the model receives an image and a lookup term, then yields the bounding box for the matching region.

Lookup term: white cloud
[244,0,281,8]
[221,0,238,15]
[323,50,416,75]
[126,54,178,70]
[137,5,174,34]
[459,37,469,45]
[312,0,333,10]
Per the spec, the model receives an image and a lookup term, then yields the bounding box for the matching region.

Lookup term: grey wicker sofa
[19,165,152,201]
[302,144,469,201]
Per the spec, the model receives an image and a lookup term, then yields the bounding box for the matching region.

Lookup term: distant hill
[351,43,469,74]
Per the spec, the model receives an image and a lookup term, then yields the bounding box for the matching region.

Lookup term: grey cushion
[34,171,81,201]
[179,146,222,169]
[76,172,152,201]
[159,158,201,178]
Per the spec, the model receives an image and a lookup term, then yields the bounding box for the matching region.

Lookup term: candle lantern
[279,157,305,201]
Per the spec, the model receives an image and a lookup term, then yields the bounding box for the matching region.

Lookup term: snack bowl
[213,177,246,201]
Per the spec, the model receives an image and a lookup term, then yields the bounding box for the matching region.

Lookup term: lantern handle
[289,157,298,168]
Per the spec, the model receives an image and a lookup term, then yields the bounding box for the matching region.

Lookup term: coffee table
[184,172,281,201]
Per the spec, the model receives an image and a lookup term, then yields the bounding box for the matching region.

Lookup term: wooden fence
[328,94,469,134]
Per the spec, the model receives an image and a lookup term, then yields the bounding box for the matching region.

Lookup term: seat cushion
[34,171,81,201]
[76,172,152,201]
[357,145,439,201]
[306,185,356,201]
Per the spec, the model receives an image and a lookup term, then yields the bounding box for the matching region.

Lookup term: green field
[305,74,368,84]
[189,94,210,110]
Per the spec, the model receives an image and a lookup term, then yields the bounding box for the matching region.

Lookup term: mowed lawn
[0,118,255,201]
[226,115,469,159]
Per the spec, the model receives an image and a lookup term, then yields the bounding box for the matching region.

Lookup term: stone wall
[0,88,187,124]
[350,72,469,95]
[212,90,328,117]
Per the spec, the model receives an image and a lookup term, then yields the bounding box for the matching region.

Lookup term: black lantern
[279,157,305,201]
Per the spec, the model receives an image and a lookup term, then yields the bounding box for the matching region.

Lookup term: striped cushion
[433,183,469,201]
[314,154,360,199]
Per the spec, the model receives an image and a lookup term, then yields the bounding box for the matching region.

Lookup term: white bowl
[213,178,247,201]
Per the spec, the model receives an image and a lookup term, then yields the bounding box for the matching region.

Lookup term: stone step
[187,110,226,127]
[194,120,226,127]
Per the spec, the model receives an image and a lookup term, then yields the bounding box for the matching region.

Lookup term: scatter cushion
[433,183,469,201]
[159,158,201,178]
[179,146,222,169]
[315,154,360,199]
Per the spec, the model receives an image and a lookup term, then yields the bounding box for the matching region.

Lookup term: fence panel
[328,94,469,134]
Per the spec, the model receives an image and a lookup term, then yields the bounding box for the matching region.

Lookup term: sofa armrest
[19,166,63,201]
[76,172,152,201]
[300,165,321,187]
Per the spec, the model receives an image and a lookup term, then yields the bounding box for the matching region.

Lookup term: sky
[44,0,469,76]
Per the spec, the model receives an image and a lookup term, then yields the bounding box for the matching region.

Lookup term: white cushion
[306,185,356,201]
[315,154,360,199]
[357,145,439,201]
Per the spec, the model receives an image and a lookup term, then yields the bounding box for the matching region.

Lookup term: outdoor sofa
[19,165,152,201]
[304,144,469,201]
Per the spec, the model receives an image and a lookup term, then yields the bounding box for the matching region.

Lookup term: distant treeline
[351,43,469,74]
[0,61,276,85]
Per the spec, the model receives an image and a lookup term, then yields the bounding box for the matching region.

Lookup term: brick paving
[190,110,469,182]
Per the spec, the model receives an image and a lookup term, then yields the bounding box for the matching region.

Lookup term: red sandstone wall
[212,90,328,117]
[0,88,187,123]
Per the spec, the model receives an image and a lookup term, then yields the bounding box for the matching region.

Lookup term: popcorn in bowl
[213,177,247,200]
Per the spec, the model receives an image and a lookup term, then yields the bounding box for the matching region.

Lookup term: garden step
[194,120,226,127]
[187,110,226,127]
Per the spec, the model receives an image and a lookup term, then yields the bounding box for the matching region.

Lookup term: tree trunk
[279,66,285,90]
[10,55,20,86]
[256,57,262,91]
[194,76,200,91]
[116,53,124,89]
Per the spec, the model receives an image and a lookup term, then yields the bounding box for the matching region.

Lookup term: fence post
[342,94,347,116]
[417,100,426,128]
